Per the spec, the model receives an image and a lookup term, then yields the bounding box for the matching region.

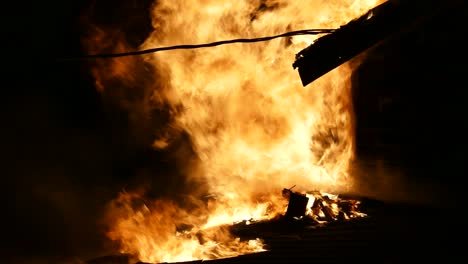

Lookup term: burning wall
[83,0,385,262]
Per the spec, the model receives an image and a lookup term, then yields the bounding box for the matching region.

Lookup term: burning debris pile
[90,187,368,264]
[229,187,368,240]
[282,187,365,222]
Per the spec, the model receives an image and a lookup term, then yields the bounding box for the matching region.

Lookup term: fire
[106,192,267,262]
[84,0,385,263]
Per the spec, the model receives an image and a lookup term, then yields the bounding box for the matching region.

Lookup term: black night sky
[2,0,467,263]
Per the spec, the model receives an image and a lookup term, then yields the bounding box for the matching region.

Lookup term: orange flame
[84,0,385,263]
[105,192,268,262]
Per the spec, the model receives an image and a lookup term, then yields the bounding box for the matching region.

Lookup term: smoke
[348,4,468,208]
[350,157,465,209]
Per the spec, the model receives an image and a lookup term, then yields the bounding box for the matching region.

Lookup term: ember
[283,187,366,222]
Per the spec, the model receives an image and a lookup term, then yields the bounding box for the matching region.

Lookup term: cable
[60,28,335,61]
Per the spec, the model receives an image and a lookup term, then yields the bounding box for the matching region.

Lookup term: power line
[60,28,335,61]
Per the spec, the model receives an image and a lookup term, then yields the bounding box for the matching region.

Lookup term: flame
[106,192,267,263]
[84,0,385,263]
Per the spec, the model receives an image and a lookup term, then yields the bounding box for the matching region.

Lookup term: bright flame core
[85,0,385,263]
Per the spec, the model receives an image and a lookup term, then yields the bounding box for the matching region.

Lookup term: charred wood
[293,0,464,86]
[283,188,309,218]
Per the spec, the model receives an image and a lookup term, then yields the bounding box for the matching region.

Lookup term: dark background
[1,0,467,262]
[352,0,468,203]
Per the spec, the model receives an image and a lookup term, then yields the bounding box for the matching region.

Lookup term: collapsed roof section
[292,0,463,87]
